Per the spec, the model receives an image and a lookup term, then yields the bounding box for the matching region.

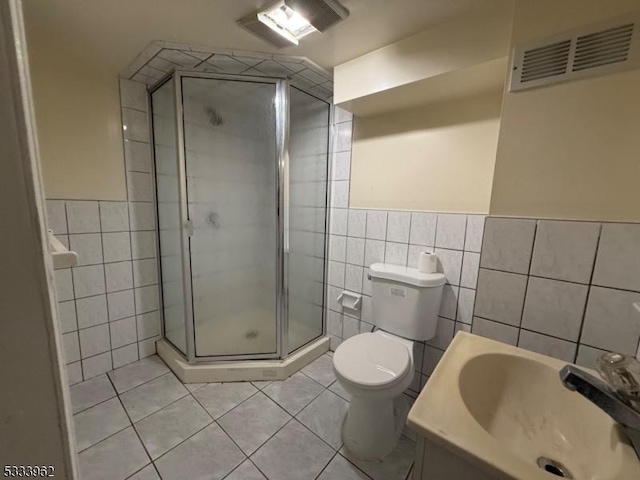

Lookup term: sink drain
[537,457,573,478]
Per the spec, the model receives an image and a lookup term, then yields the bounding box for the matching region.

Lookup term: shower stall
[149,71,331,380]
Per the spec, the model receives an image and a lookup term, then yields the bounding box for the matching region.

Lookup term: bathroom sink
[407,332,640,479]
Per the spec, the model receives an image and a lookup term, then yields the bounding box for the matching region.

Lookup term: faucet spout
[560,365,640,460]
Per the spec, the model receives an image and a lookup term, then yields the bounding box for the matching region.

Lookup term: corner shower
[149,70,331,380]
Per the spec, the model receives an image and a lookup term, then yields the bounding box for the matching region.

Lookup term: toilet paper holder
[337,291,362,311]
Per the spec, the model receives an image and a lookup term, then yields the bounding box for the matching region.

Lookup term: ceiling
[23,0,513,72]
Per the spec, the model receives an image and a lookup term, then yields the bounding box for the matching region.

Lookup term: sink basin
[407,332,640,480]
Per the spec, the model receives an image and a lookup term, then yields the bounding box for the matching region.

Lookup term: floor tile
[328,380,351,402]
[263,372,324,415]
[70,374,116,414]
[135,395,212,459]
[78,427,149,480]
[301,354,336,387]
[74,397,130,451]
[218,392,291,455]
[185,383,206,393]
[296,390,349,449]
[251,380,273,390]
[154,423,245,480]
[192,382,257,419]
[341,435,415,480]
[318,454,371,480]
[128,464,160,480]
[108,355,169,394]
[225,460,266,480]
[251,419,334,480]
[120,373,188,422]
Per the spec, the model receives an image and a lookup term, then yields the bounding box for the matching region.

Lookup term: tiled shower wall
[48,79,160,384]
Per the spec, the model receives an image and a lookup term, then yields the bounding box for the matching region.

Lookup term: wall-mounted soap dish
[48,229,78,269]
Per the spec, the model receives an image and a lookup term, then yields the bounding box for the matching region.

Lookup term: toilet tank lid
[369,263,445,287]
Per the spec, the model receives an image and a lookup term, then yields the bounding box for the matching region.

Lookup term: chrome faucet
[559,352,640,460]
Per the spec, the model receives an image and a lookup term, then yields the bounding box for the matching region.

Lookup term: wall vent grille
[510,14,640,91]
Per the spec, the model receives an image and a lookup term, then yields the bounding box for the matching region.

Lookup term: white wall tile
[345,264,363,293]
[422,346,444,375]
[347,209,366,238]
[329,235,346,263]
[518,330,576,362]
[575,344,608,370]
[472,317,518,346]
[135,285,159,314]
[328,261,345,288]
[67,362,83,385]
[122,108,150,142]
[327,285,343,313]
[464,215,485,252]
[581,286,640,355]
[131,231,156,260]
[521,277,588,341]
[455,322,471,334]
[385,242,408,266]
[530,220,600,284]
[66,201,100,234]
[69,234,103,266]
[80,324,111,358]
[480,218,536,274]
[55,269,74,301]
[335,121,352,152]
[361,296,372,324]
[593,223,640,292]
[426,317,455,350]
[112,344,139,369]
[474,269,527,326]
[82,352,112,380]
[342,316,359,339]
[107,290,136,321]
[110,317,137,349]
[331,181,349,208]
[105,262,134,293]
[365,211,387,241]
[329,209,348,236]
[409,213,436,247]
[127,172,154,202]
[76,295,109,329]
[364,239,385,267]
[331,152,351,181]
[46,200,67,234]
[334,107,353,124]
[435,214,466,250]
[125,140,152,173]
[63,332,81,364]
[100,202,129,232]
[362,272,372,296]
[133,259,158,287]
[137,311,161,340]
[102,232,132,263]
[129,202,156,231]
[460,252,480,289]
[456,288,475,324]
[327,310,343,337]
[434,248,463,286]
[120,78,148,112]
[438,285,459,320]
[346,237,365,266]
[138,337,158,359]
[58,300,78,333]
[387,212,410,243]
[73,265,106,298]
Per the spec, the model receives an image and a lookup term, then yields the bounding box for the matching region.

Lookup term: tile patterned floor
[71,353,416,480]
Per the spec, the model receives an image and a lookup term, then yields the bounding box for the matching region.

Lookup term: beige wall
[27,35,127,201]
[490,0,640,222]
[350,91,503,213]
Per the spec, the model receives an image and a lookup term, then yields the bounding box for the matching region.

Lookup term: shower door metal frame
[149,70,331,364]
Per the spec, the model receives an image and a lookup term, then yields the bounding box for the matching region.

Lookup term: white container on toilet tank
[369,263,444,341]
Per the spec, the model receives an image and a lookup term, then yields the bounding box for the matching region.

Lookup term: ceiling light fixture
[258,1,316,45]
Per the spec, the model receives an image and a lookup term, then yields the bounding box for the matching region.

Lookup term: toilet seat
[333,332,411,390]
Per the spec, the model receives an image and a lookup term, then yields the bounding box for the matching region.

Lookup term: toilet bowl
[333,330,415,460]
[332,263,446,460]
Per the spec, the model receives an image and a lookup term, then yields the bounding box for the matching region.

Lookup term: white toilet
[333,262,445,460]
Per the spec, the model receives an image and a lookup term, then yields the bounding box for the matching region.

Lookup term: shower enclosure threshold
[156,336,330,384]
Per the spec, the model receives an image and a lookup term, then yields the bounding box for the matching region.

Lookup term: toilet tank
[369,263,446,341]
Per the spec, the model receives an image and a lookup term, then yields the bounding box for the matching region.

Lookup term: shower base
[157,335,330,384]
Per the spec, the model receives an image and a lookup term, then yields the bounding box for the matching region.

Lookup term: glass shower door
[180,75,279,358]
